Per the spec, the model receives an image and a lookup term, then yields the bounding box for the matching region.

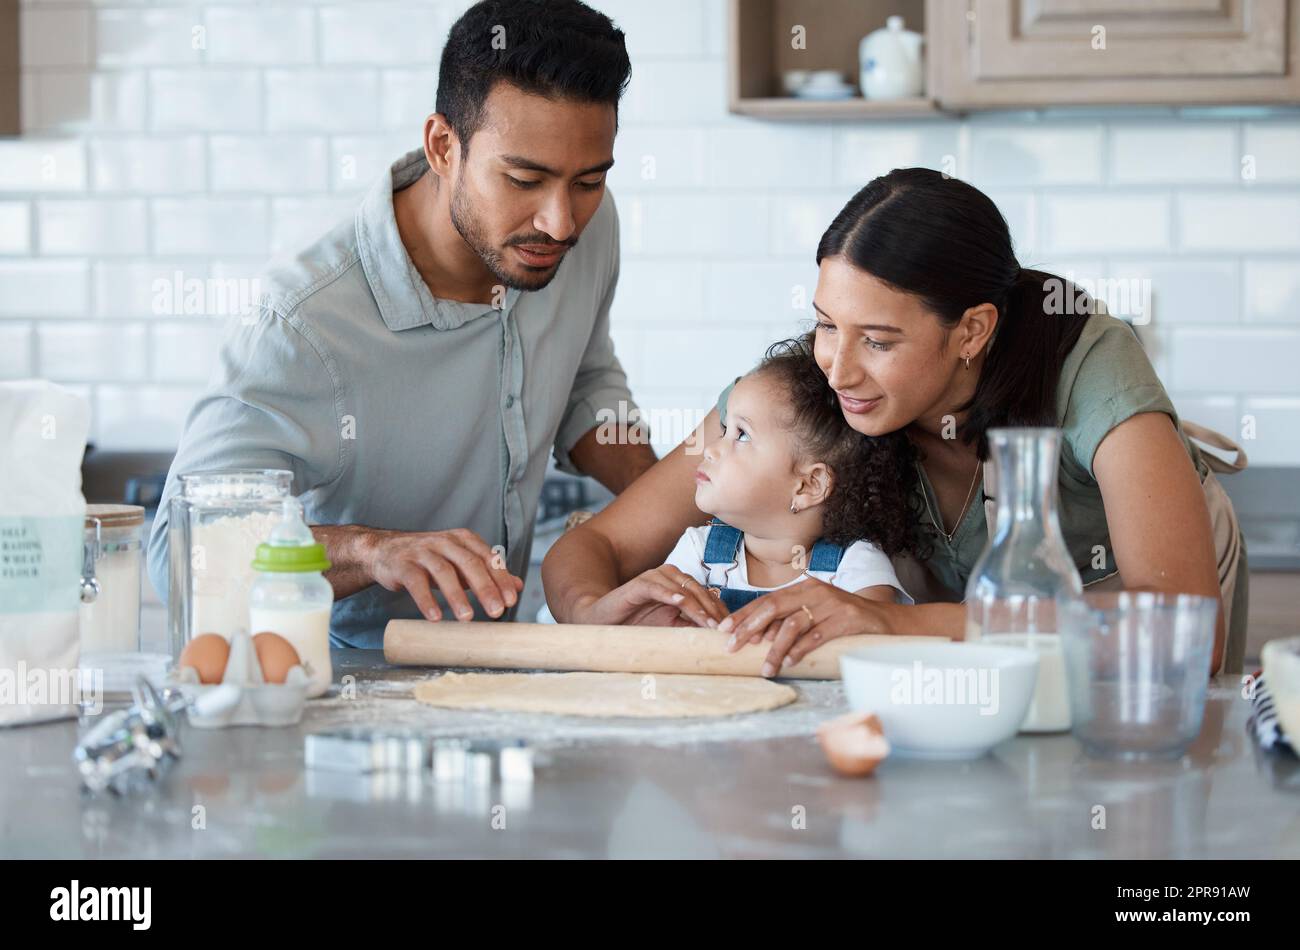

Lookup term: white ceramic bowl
[839,642,1039,759]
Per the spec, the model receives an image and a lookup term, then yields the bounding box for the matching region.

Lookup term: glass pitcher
[965,427,1083,733]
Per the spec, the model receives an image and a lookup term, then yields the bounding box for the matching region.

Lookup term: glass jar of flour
[167,470,292,658]
[249,497,334,698]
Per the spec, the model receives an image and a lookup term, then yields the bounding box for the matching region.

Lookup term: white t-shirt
[662,525,914,604]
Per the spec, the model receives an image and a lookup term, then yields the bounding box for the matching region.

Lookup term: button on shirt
[146,148,636,648]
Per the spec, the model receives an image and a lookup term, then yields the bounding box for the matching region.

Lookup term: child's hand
[573,565,730,628]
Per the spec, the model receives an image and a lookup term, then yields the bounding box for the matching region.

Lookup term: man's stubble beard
[449,175,568,293]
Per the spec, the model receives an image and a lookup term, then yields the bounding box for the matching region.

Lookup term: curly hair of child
[750,333,923,558]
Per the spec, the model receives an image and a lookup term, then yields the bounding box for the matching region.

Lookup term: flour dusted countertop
[2,651,1298,858]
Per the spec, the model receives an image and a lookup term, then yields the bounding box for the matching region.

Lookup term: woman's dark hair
[436,0,632,148]
[753,336,921,557]
[817,167,1092,457]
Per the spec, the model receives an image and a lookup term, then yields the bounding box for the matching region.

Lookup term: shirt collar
[355,148,522,332]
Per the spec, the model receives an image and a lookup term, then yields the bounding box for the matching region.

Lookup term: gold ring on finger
[801,604,814,624]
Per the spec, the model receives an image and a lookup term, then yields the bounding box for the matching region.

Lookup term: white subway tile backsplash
[38,199,149,255]
[37,322,148,381]
[835,124,961,186]
[21,8,92,67]
[609,128,708,191]
[1243,122,1300,184]
[702,0,727,59]
[0,204,33,254]
[709,125,832,189]
[1178,192,1300,251]
[95,259,213,318]
[269,196,357,255]
[625,61,725,123]
[330,136,417,191]
[613,259,706,321]
[1172,328,1300,394]
[319,4,443,64]
[0,261,90,317]
[150,70,262,132]
[266,69,381,132]
[379,70,438,132]
[31,71,147,132]
[593,0,708,58]
[95,384,204,451]
[210,135,329,192]
[204,6,317,65]
[1240,397,1300,465]
[1106,259,1237,326]
[90,136,207,193]
[1244,260,1300,324]
[971,123,1103,187]
[703,260,819,323]
[0,324,34,380]
[152,198,269,255]
[151,320,226,381]
[770,194,848,258]
[639,325,773,398]
[1109,125,1238,184]
[0,139,87,191]
[1042,194,1171,254]
[96,8,204,67]
[619,194,768,257]
[1170,394,1240,440]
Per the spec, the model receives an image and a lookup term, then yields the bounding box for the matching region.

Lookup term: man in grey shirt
[147,0,664,648]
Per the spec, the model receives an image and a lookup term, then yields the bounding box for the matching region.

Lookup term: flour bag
[0,381,90,726]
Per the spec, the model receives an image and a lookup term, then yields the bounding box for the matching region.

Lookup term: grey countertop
[3,650,1299,859]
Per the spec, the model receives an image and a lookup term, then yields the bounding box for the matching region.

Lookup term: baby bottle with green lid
[248,497,333,698]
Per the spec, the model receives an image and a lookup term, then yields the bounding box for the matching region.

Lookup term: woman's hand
[717,578,894,676]
[570,565,730,629]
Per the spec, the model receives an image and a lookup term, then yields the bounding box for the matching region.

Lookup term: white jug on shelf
[859,15,925,101]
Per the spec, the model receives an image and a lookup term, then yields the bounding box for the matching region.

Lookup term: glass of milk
[965,428,1084,733]
[248,497,334,698]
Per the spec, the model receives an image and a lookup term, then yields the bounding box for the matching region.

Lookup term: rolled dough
[412,671,798,718]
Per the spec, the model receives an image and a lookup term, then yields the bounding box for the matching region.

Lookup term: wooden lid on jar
[85,504,145,529]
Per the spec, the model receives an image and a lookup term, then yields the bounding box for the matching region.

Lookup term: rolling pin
[383,620,935,680]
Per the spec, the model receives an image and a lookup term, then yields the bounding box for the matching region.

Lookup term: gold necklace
[916,456,982,543]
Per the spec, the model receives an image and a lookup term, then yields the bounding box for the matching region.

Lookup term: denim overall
[701,518,846,612]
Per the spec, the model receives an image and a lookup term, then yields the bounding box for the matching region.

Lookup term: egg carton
[171,631,311,729]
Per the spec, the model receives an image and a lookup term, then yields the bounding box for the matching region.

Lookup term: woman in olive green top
[542,168,1247,676]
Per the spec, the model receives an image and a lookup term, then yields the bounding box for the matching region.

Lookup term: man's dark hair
[436,0,632,148]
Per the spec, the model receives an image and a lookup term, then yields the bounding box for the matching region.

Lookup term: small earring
[790,502,799,514]
[963,354,971,370]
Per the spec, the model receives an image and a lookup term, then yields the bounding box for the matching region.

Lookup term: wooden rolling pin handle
[383,620,928,680]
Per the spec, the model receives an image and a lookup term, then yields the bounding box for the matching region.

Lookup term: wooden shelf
[731,96,940,121]
[729,0,938,121]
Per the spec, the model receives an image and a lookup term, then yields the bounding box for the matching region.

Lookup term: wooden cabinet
[729,0,1300,118]
[935,0,1300,108]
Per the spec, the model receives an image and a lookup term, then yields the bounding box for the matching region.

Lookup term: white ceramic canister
[859,15,925,100]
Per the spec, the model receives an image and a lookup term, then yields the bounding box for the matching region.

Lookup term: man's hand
[318,525,523,622]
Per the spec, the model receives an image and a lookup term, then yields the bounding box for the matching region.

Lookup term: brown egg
[252,632,301,684]
[179,633,231,685]
[816,711,890,777]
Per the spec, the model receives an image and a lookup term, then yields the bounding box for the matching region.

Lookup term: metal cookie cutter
[305,729,430,773]
[74,677,240,794]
